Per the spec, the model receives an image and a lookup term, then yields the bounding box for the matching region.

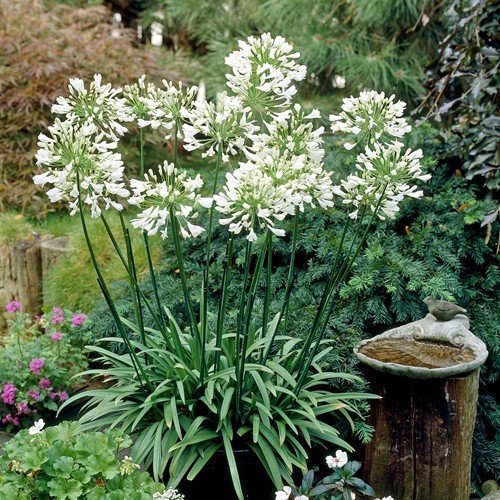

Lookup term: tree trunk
[0,234,52,329]
[363,367,479,500]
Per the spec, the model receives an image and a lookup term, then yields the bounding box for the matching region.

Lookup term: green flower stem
[214,236,233,371]
[261,230,273,341]
[200,147,223,386]
[236,239,267,421]
[139,127,145,180]
[119,213,146,347]
[234,239,253,420]
[262,211,300,363]
[100,214,165,335]
[294,187,388,394]
[76,172,150,393]
[169,208,199,339]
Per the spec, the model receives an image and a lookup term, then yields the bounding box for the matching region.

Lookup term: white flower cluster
[152,489,185,499]
[128,161,210,239]
[182,92,259,162]
[138,80,198,137]
[52,74,132,139]
[122,74,159,121]
[225,33,306,115]
[33,120,129,218]
[334,142,430,220]
[329,90,411,149]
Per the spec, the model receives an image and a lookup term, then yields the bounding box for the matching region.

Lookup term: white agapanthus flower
[249,104,325,165]
[129,161,210,239]
[225,33,306,115]
[33,120,129,218]
[275,486,292,500]
[256,150,334,212]
[329,90,412,149]
[182,92,259,162]
[214,162,293,241]
[326,449,349,468]
[333,142,430,220]
[51,74,132,139]
[137,80,198,137]
[123,74,159,121]
[28,419,45,435]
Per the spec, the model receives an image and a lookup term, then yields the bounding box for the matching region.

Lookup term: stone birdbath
[354,297,488,500]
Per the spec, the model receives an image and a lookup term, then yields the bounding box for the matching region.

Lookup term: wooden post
[41,236,71,307]
[363,367,480,500]
[0,234,52,329]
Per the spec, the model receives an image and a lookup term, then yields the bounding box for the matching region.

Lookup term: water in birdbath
[358,338,476,369]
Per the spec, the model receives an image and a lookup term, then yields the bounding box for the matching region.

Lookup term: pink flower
[17,401,30,414]
[59,391,68,402]
[6,301,22,312]
[39,378,52,389]
[51,333,64,342]
[1,414,19,426]
[49,392,58,400]
[52,306,64,324]
[29,358,44,375]
[72,313,88,326]
[27,390,40,401]
[1,383,17,405]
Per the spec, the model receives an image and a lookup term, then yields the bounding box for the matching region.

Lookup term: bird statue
[423,296,467,321]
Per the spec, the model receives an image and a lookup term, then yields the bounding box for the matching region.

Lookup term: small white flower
[295,496,309,500]
[275,486,292,500]
[326,449,348,468]
[28,419,45,435]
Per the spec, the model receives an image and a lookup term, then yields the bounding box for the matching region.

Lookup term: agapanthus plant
[35,33,431,499]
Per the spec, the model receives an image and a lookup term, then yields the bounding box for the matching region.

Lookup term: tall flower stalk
[35,34,431,499]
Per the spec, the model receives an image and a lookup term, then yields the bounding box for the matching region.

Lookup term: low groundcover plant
[0,420,177,499]
[0,302,89,431]
[34,33,430,498]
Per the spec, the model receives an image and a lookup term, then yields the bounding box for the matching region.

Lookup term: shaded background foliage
[0,0,498,494]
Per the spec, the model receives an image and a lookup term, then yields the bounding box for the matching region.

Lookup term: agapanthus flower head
[129,161,210,239]
[329,91,412,149]
[137,80,198,137]
[51,74,132,139]
[214,161,293,242]
[249,104,325,165]
[182,92,259,162]
[33,120,129,218]
[123,75,158,121]
[333,142,430,220]
[6,301,22,312]
[225,33,306,116]
[255,149,334,213]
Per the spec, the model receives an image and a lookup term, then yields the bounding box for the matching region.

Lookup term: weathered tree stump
[41,236,71,307]
[0,234,52,329]
[362,366,480,499]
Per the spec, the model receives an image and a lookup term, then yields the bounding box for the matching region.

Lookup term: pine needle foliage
[140,0,446,103]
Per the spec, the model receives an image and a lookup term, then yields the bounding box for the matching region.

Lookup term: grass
[0,213,34,244]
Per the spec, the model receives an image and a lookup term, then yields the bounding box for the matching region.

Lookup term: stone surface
[354,313,488,378]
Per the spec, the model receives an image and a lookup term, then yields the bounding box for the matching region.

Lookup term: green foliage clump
[417,0,499,194]
[0,422,166,499]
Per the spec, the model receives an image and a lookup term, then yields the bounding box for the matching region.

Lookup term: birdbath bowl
[354,313,488,379]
